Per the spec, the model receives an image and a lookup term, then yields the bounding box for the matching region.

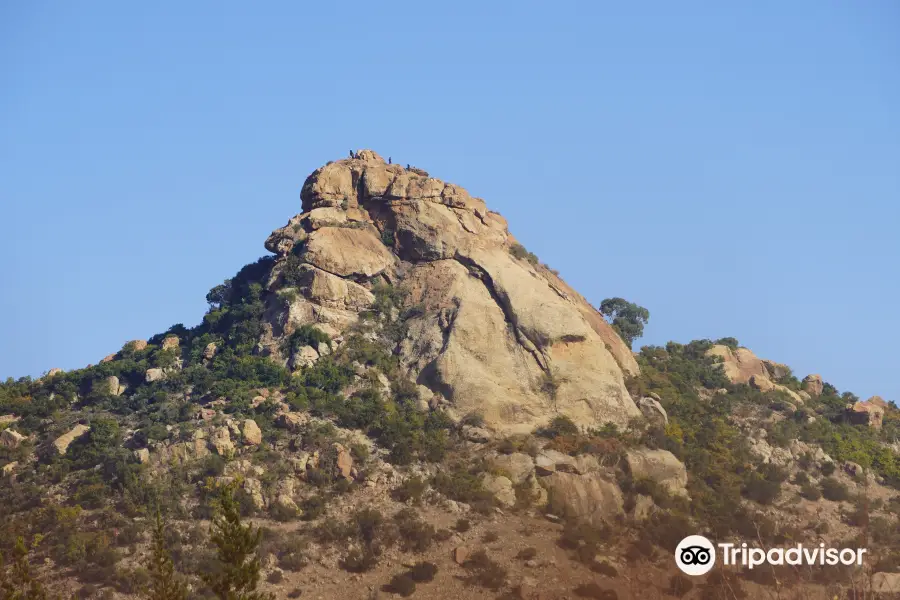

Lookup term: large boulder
[706,345,768,384]
[802,374,824,396]
[624,449,688,496]
[637,397,668,427]
[0,429,25,449]
[871,572,900,594]
[210,427,235,455]
[848,400,884,430]
[53,424,90,455]
[542,471,624,526]
[242,419,262,446]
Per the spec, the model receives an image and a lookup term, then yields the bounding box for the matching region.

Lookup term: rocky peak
[259,150,640,434]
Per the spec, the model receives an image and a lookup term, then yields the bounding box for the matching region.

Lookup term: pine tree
[146,510,188,600]
[201,483,272,600]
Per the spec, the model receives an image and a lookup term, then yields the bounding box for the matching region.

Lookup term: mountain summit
[259,150,639,433]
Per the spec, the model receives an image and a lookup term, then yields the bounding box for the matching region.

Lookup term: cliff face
[259,150,640,433]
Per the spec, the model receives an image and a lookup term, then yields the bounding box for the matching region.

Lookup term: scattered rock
[161,336,180,351]
[0,429,25,449]
[871,572,900,594]
[129,340,148,352]
[542,471,624,527]
[100,353,116,363]
[462,425,492,444]
[637,396,668,426]
[480,473,516,507]
[2,462,17,475]
[802,374,824,396]
[632,494,656,522]
[706,345,768,384]
[276,412,307,432]
[134,448,150,464]
[0,415,19,425]
[291,345,319,370]
[210,427,235,455]
[624,449,688,496]
[145,368,166,383]
[47,368,63,377]
[534,449,576,476]
[242,419,263,445]
[453,547,469,565]
[203,343,218,360]
[848,400,884,429]
[53,424,90,455]
[490,452,535,484]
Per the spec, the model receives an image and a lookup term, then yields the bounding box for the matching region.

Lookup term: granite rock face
[258,150,640,434]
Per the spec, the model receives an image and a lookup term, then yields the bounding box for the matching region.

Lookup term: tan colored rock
[276,412,307,432]
[243,478,265,509]
[762,360,791,381]
[542,471,624,526]
[534,449,577,476]
[625,449,688,496]
[322,443,353,480]
[453,547,470,565]
[0,415,19,425]
[100,353,116,364]
[263,152,641,433]
[290,345,319,370]
[128,340,148,352]
[749,374,776,393]
[632,494,656,522]
[871,572,900,594]
[53,424,90,455]
[802,374,824,396]
[47,368,62,377]
[145,368,165,383]
[848,400,884,430]
[706,345,768,384]
[637,397,667,426]
[134,448,150,464]
[0,429,25,449]
[480,473,516,507]
[2,461,17,475]
[242,419,262,445]
[867,395,889,410]
[161,336,179,351]
[94,375,122,396]
[301,228,395,279]
[490,452,535,484]
[203,343,218,360]
[210,427,234,455]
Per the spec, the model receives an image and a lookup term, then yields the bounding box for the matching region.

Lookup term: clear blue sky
[2,2,898,402]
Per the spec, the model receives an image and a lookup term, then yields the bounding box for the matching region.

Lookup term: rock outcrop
[624,449,688,496]
[53,424,90,455]
[802,374,824,396]
[848,400,884,430]
[259,150,640,433]
[0,429,25,449]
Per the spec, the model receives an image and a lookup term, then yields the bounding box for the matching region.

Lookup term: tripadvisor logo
[675,536,867,576]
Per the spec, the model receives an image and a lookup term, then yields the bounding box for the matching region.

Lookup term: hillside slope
[1,152,899,600]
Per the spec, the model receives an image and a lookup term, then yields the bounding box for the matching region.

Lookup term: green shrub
[508,243,538,265]
[821,478,850,502]
[394,509,434,552]
[387,573,416,597]
[800,483,822,501]
[407,561,438,583]
[392,476,427,505]
[462,549,507,591]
